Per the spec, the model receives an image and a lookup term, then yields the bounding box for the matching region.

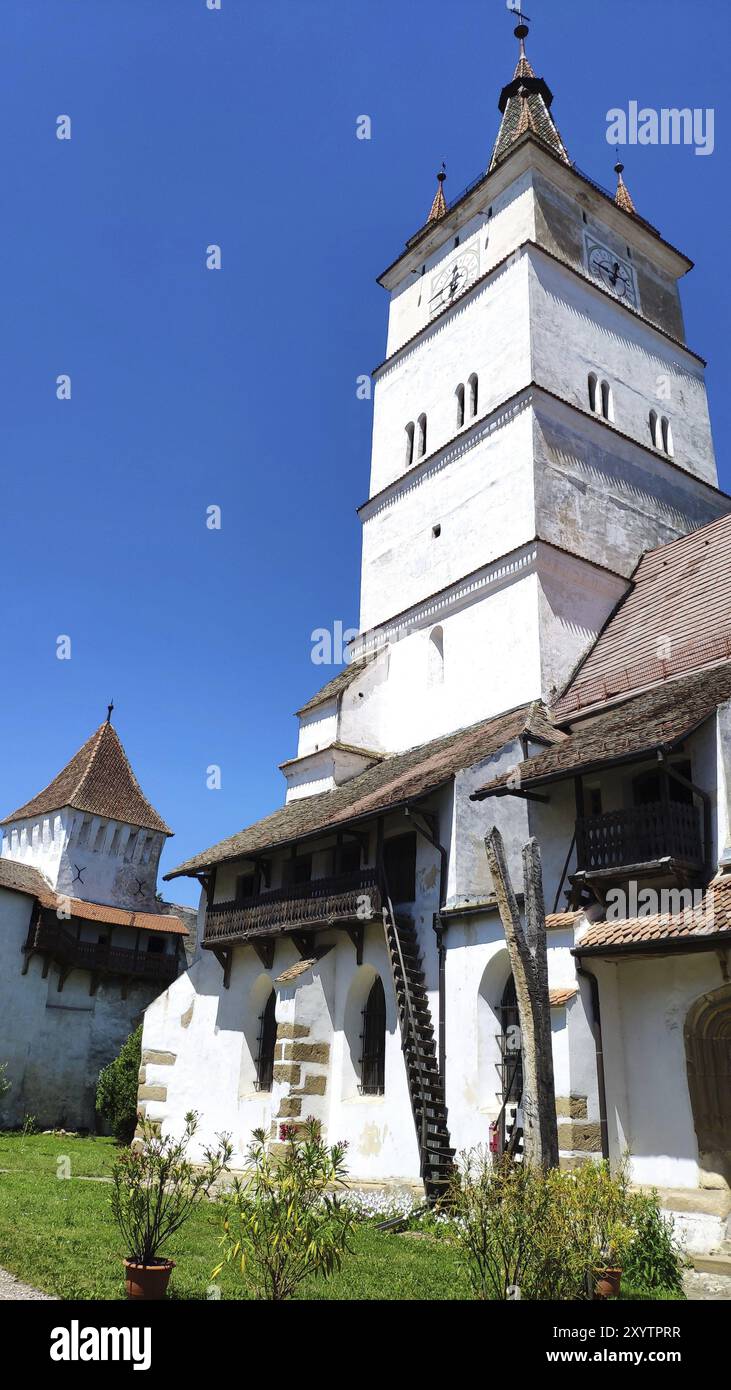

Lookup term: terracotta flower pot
[124,1258,175,1300]
[594,1267,622,1300]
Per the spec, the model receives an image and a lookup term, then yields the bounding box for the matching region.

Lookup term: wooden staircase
[382,901,455,1201]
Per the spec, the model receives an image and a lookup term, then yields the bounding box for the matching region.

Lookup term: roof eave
[163,782,454,881]
[377,136,692,292]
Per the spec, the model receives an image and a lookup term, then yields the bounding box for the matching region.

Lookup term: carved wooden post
[485,827,559,1170]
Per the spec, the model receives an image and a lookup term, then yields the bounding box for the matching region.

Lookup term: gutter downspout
[575,960,610,1162]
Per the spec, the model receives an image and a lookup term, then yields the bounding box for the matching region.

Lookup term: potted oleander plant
[111,1111,231,1300]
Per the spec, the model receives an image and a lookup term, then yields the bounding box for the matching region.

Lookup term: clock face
[429,248,480,317]
[585,235,638,309]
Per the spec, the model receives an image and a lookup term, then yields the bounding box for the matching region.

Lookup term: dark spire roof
[489,22,570,172]
[1,722,172,834]
[614,161,637,216]
[427,165,448,223]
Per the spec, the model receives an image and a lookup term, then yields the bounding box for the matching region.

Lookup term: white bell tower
[289,20,729,786]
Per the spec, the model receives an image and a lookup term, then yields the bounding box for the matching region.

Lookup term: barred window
[255,991,277,1092]
[359,977,386,1095]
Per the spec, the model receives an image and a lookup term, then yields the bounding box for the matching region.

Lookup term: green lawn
[0,1133,682,1301]
[0,1133,468,1300]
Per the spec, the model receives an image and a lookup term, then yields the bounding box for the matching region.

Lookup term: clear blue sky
[1,0,728,905]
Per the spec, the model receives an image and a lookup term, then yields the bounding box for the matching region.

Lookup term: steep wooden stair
[382,901,455,1201]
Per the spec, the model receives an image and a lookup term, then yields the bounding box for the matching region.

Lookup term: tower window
[649,409,659,448]
[432,524,441,539]
[456,383,465,428]
[417,413,427,458]
[405,421,415,468]
[255,991,277,1093]
[661,417,674,456]
[588,373,598,414]
[359,977,386,1096]
[468,372,479,418]
[600,380,613,421]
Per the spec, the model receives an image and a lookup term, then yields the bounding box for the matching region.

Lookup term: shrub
[564,1159,635,1284]
[448,1151,588,1300]
[449,1152,643,1301]
[111,1111,232,1267]
[214,1119,357,1301]
[624,1191,687,1294]
[96,1026,142,1144]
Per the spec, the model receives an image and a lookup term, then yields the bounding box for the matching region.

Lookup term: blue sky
[0,0,728,905]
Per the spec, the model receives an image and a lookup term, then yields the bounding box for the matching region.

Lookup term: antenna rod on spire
[106,700,114,724]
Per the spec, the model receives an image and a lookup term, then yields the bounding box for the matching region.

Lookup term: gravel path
[0,1266,56,1300]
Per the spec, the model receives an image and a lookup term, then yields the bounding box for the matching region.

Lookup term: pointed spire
[489,20,571,173]
[427,164,447,223]
[0,721,172,834]
[614,161,637,216]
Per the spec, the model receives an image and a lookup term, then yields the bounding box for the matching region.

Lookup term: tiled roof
[554,512,731,720]
[1,722,172,835]
[614,164,637,216]
[276,958,318,984]
[166,701,562,880]
[575,875,731,954]
[427,171,447,223]
[549,987,577,1007]
[52,898,188,936]
[472,663,731,798]
[295,659,370,717]
[0,859,55,902]
[545,911,584,931]
[279,742,384,771]
[0,857,186,934]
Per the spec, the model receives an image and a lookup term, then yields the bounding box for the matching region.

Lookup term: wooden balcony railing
[203,869,383,946]
[575,800,704,875]
[25,919,179,983]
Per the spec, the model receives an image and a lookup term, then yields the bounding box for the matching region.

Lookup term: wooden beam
[212,946,233,988]
[345,925,364,964]
[484,827,559,1171]
[251,938,274,971]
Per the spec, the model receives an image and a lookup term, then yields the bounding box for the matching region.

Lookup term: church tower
[0,712,172,912]
[288,20,728,772]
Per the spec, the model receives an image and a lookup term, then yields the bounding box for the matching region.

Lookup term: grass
[0,1133,683,1301]
[0,1133,468,1300]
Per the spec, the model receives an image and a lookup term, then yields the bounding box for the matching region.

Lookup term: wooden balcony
[24,918,179,986]
[203,869,383,947]
[575,800,704,878]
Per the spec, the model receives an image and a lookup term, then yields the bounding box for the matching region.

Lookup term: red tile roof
[0,858,186,934]
[575,875,731,954]
[1,722,172,835]
[554,512,731,720]
[549,986,577,1007]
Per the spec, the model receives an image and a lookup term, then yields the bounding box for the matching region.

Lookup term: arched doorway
[684,984,731,1188]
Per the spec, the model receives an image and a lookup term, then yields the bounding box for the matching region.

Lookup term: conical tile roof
[1,721,172,834]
